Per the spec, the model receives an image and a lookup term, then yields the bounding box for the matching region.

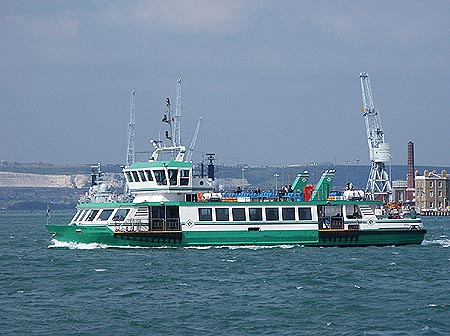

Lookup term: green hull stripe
[47,225,426,247]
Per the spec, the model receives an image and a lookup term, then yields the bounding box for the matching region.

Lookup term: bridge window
[282,207,295,220]
[139,170,147,182]
[265,208,279,221]
[145,170,154,181]
[215,208,229,221]
[298,207,312,220]
[125,171,133,182]
[153,170,167,185]
[113,209,129,221]
[180,169,190,186]
[71,210,82,222]
[98,209,114,221]
[86,210,99,221]
[168,169,178,186]
[249,208,262,221]
[199,208,212,221]
[232,208,246,221]
[78,210,89,221]
[132,171,140,182]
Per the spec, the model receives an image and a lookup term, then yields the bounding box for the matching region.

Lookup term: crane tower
[126,90,136,167]
[359,72,392,201]
[185,117,202,162]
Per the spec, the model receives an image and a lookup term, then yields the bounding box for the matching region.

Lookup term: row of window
[72,208,130,223]
[418,181,445,188]
[198,207,312,222]
[125,169,190,186]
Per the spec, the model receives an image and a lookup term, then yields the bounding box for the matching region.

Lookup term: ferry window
[151,206,165,219]
[215,208,229,221]
[132,171,140,182]
[78,210,89,221]
[98,209,114,221]
[429,181,433,187]
[345,205,361,219]
[298,208,312,220]
[282,207,295,220]
[199,208,212,221]
[125,171,133,182]
[145,170,154,181]
[180,170,190,186]
[249,208,262,221]
[166,206,180,219]
[139,170,147,182]
[232,208,246,221]
[154,170,167,185]
[322,205,342,217]
[265,208,279,221]
[438,181,443,188]
[113,209,129,221]
[86,210,99,221]
[71,210,82,222]
[168,169,178,186]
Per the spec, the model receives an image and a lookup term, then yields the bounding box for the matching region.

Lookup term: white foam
[48,239,107,250]
[422,239,450,248]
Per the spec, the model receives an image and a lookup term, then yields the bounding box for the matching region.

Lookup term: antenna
[174,78,182,147]
[126,90,136,167]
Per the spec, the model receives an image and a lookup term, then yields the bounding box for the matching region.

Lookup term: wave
[47,239,178,250]
[48,239,108,250]
[422,239,450,248]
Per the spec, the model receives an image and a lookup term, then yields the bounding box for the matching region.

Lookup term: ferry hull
[316,229,427,247]
[47,225,426,248]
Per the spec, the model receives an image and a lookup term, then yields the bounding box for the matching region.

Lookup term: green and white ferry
[47,141,426,248]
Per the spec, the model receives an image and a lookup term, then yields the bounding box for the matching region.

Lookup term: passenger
[236,186,242,194]
[410,207,417,219]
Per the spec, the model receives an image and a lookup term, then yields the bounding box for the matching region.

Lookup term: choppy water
[1,210,449,335]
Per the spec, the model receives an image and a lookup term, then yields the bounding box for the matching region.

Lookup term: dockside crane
[185,117,202,162]
[359,72,392,201]
[126,90,136,167]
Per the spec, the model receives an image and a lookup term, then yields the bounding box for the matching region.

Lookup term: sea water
[1,210,449,335]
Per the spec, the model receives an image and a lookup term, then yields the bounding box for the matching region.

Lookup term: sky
[1,1,449,167]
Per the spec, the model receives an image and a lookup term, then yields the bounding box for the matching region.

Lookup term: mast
[126,90,136,167]
[174,78,182,147]
[359,72,392,201]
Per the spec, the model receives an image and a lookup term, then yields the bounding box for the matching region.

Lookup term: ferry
[47,143,426,248]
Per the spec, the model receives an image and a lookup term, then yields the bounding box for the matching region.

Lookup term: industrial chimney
[406,141,415,202]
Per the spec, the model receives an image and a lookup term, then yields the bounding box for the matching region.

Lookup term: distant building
[415,170,450,211]
[392,180,408,203]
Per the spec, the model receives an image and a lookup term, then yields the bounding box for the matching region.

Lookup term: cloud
[102,0,246,34]
[3,11,79,40]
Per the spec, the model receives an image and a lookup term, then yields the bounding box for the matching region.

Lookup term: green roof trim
[126,160,192,169]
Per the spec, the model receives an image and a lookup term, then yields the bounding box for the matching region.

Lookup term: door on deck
[318,205,344,229]
[149,206,181,231]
